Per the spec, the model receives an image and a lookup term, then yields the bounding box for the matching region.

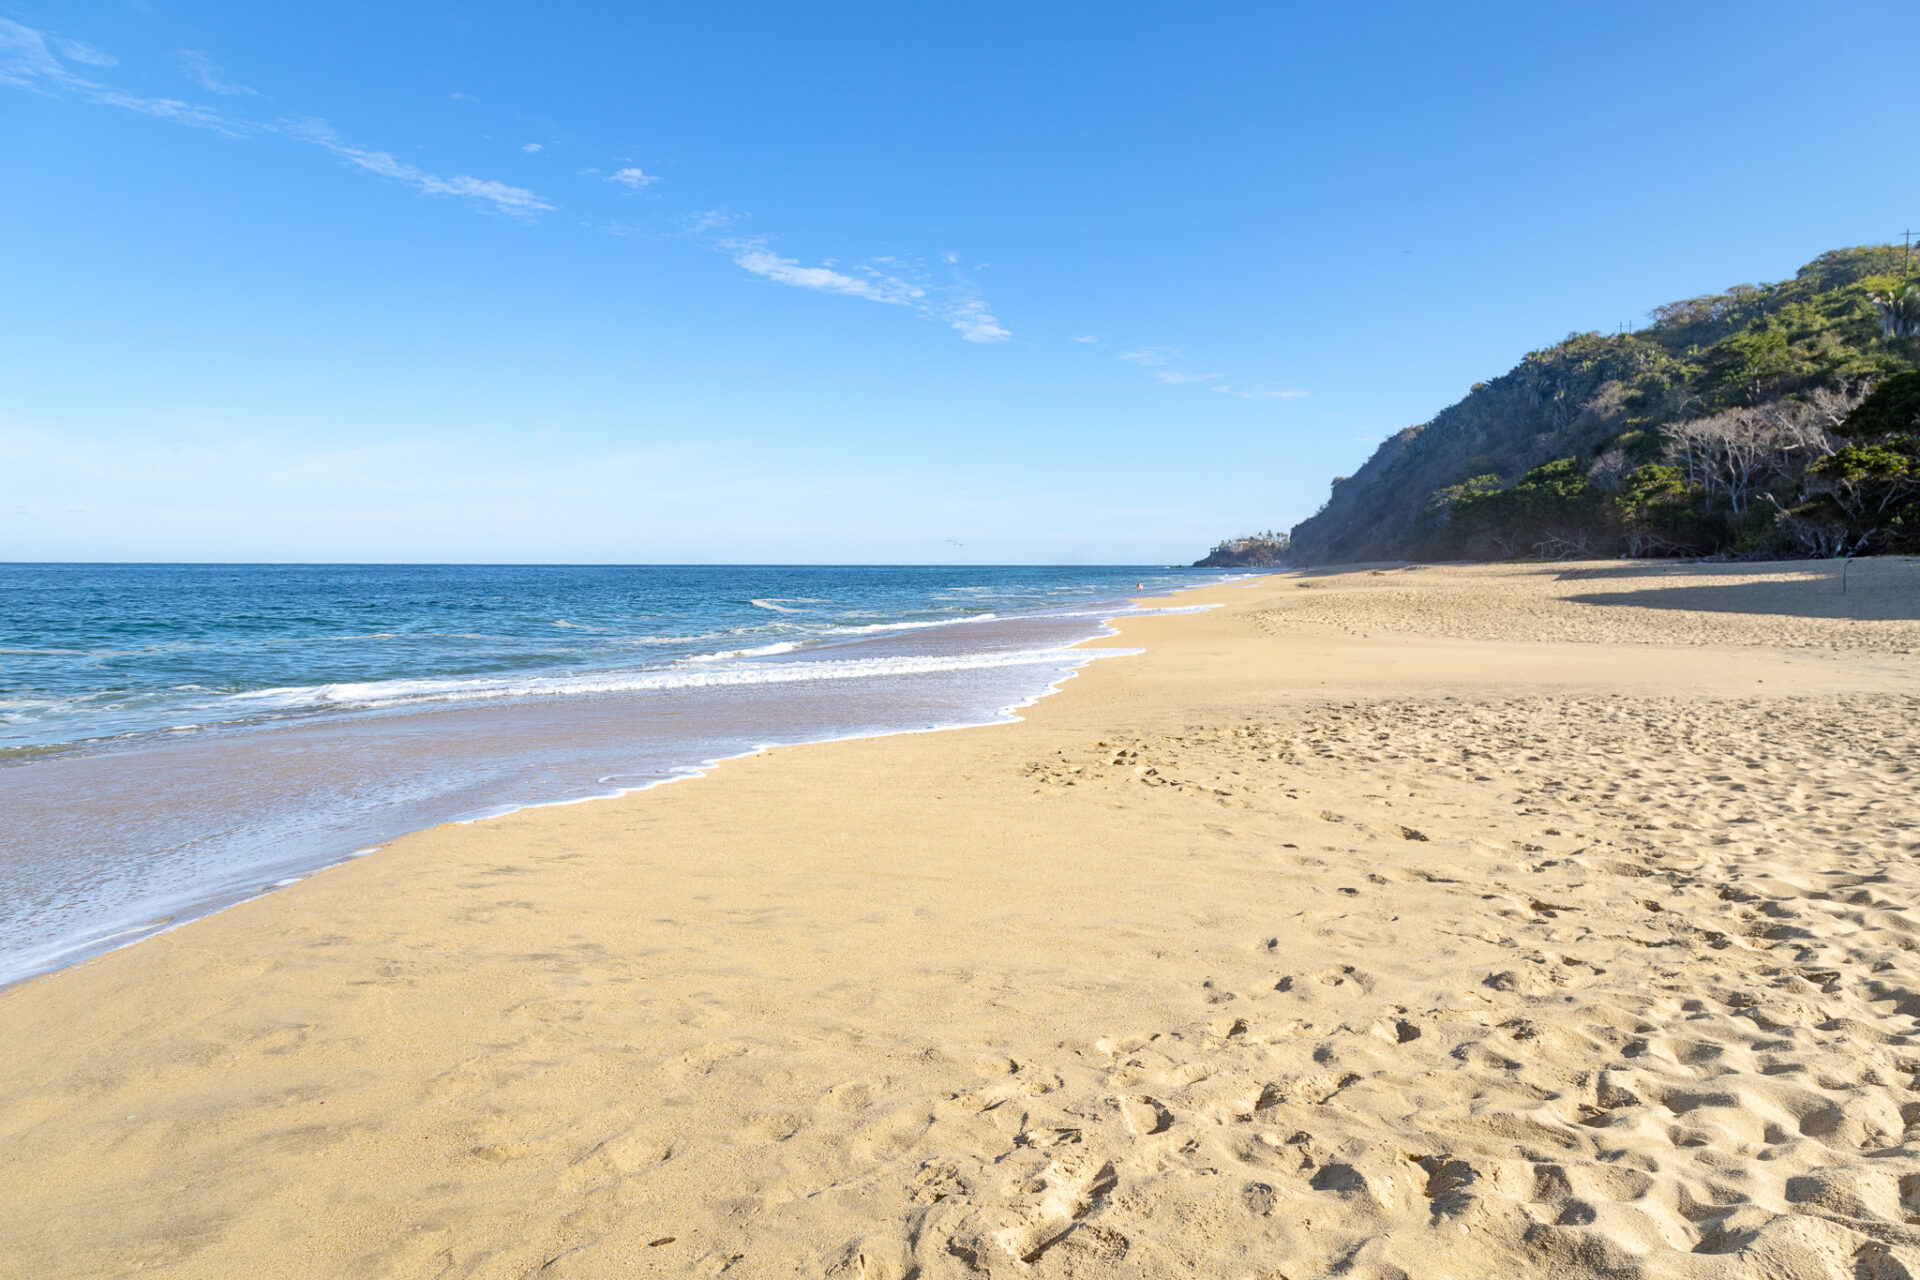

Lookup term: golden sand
[5,560,1920,1278]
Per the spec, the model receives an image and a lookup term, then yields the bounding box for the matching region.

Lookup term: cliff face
[1288,245,1920,563]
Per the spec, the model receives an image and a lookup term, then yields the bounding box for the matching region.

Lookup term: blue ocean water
[2,564,1202,749]
[0,564,1224,985]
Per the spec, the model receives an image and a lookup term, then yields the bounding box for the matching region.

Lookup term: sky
[3,1,1916,564]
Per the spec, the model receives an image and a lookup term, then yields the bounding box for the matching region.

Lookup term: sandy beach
[6,559,1920,1279]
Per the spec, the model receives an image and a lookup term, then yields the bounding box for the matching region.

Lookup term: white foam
[0,581,1223,990]
[223,645,1137,715]
[821,612,998,635]
[684,641,802,662]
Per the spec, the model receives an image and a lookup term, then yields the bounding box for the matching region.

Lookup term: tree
[1659,384,1866,520]
[1834,370,1920,440]
[1795,372,1920,552]
[1870,281,1920,339]
[1609,464,1703,555]
[1704,322,1801,405]
[1805,445,1920,549]
[1443,459,1607,557]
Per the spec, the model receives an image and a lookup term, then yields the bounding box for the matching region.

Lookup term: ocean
[0,564,1226,985]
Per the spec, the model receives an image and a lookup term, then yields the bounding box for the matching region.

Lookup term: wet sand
[5,559,1920,1278]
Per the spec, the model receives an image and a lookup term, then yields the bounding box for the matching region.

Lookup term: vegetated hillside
[1193,532,1290,568]
[1288,245,1920,563]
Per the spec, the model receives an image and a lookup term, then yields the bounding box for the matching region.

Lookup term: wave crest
[227,646,1143,714]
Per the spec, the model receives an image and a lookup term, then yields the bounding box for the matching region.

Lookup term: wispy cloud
[1122,347,1216,381]
[1214,385,1309,400]
[729,242,925,304]
[6,17,1007,342]
[946,297,1011,343]
[83,86,240,131]
[719,236,1009,342]
[285,119,553,216]
[180,50,257,96]
[684,208,746,233]
[3,20,551,217]
[1069,334,1102,344]
[2,18,243,134]
[933,256,1010,344]
[1120,344,1302,398]
[52,38,115,67]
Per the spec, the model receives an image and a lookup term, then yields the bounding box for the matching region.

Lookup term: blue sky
[3,2,1915,563]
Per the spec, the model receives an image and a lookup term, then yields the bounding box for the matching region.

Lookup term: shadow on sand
[1556,560,1920,623]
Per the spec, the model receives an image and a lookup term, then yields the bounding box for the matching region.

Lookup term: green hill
[1193,532,1290,568]
[1286,245,1920,564]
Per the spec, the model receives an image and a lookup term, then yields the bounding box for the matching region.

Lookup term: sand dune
[4,560,1920,1278]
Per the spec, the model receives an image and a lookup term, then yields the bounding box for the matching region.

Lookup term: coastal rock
[1193,533,1289,568]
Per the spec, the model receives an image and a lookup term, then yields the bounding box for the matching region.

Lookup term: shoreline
[1,583,1223,991]
[23,606,1156,992]
[7,562,1920,1278]
[0,638,1131,992]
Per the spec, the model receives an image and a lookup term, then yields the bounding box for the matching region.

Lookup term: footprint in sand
[1117,1095,1172,1136]
[984,1151,1119,1264]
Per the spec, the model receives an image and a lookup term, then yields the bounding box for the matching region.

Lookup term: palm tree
[1871,280,1920,339]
